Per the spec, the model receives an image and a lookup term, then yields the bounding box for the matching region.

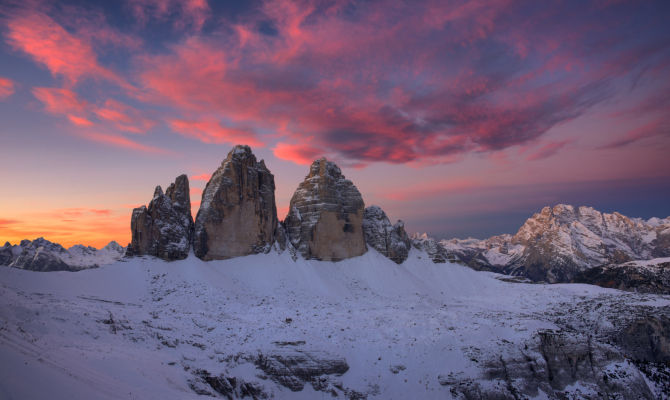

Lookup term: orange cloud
[0,77,15,99]
[6,11,123,85]
[273,142,324,165]
[169,119,263,146]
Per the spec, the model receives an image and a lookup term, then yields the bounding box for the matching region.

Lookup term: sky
[0,0,669,248]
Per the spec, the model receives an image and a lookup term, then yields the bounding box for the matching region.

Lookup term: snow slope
[1,249,668,399]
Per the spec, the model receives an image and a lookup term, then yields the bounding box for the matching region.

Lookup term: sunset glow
[1,0,669,248]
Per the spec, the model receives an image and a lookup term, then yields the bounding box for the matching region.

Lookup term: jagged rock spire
[128,174,194,260]
[362,205,411,264]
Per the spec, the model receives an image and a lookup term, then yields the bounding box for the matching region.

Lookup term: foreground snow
[1,249,667,399]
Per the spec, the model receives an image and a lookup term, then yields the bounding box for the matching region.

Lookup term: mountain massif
[437,205,670,288]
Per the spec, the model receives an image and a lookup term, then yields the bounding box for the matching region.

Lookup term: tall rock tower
[193,145,278,260]
[128,174,194,260]
[284,158,367,261]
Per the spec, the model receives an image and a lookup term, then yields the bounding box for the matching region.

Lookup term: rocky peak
[193,145,277,260]
[308,157,342,179]
[362,205,411,264]
[285,158,366,261]
[411,232,452,263]
[128,174,194,260]
[443,204,670,284]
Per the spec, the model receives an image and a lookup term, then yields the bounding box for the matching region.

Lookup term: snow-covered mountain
[0,238,125,271]
[0,248,668,399]
[437,204,670,283]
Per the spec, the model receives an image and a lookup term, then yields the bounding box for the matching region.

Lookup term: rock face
[193,145,277,260]
[444,330,654,400]
[441,205,670,284]
[128,174,193,260]
[362,205,411,264]
[284,158,366,261]
[1,238,125,271]
[572,258,670,294]
[255,350,349,392]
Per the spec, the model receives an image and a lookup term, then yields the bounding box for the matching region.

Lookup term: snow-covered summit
[426,205,670,284]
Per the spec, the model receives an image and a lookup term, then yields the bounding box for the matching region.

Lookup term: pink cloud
[94,99,155,134]
[526,140,571,161]
[601,117,670,149]
[6,11,124,86]
[67,115,95,127]
[33,87,156,135]
[0,77,15,99]
[33,87,87,114]
[169,119,263,147]
[273,143,325,165]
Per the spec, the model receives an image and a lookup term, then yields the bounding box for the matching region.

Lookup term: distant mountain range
[2,146,669,296]
[0,238,125,271]
[424,204,670,292]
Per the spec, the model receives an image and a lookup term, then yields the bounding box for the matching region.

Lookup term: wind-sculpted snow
[0,238,125,271]
[1,248,668,399]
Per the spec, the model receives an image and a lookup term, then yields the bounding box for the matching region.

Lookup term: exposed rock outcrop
[363,205,411,264]
[255,350,349,392]
[128,174,193,260]
[444,330,654,400]
[284,158,366,261]
[573,258,670,294]
[193,145,277,260]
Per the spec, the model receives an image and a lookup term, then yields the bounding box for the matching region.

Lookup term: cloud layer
[3,0,668,163]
